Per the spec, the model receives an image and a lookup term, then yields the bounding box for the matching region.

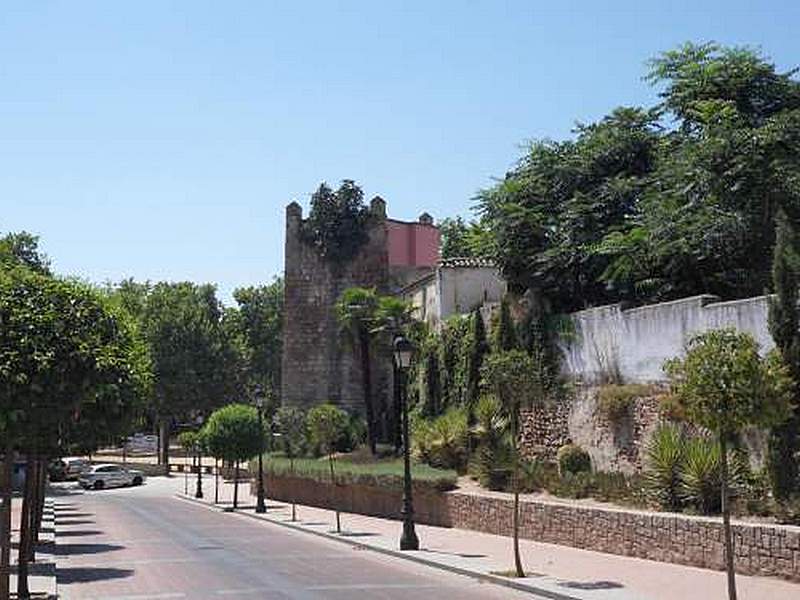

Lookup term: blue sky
[1,1,798,304]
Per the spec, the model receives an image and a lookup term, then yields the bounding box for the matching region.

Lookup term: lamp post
[393,335,419,551]
[195,416,204,499]
[254,385,267,514]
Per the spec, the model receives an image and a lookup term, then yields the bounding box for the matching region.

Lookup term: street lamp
[393,335,419,551]
[254,385,267,514]
[195,416,204,499]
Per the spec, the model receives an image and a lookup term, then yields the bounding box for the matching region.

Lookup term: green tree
[303,180,370,266]
[0,266,148,597]
[230,278,284,400]
[767,208,800,500]
[275,406,307,521]
[439,217,492,260]
[139,282,241,469]
[0,231,50,274]
[465,308,489,433]
[481,350,545,578]
[306,404,349,533]
[665,329,794,600]
[336,287,380,454]
[203,404,266,510]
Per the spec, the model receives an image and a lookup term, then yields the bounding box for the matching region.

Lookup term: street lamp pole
[255,385,267,514]
[394,335,419,551]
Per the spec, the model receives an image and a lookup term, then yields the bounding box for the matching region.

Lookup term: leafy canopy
[665,329,795,438]
[202,403,265,463]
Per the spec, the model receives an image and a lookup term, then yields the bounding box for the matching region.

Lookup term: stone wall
[519,386,665,474]
[281,199,394,426]
[562,294,775,384]
[258,474,800,581]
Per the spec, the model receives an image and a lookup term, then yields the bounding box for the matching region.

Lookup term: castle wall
[281,200,393,420]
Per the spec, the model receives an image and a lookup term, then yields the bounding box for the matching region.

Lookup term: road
[54,476,535,600]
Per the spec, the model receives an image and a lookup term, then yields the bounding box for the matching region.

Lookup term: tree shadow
[57,519,95,526]
[57,529,104,538]
[339,531,380,538]
[56,511,92,518]
[558,580,624,590]
[58,566,134,584]
[56,542,124,556]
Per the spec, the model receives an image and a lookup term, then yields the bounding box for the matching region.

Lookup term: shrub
[557,444,591,476]
[643,424,686,510]
[412,407,469,471]
[597,384,653,422]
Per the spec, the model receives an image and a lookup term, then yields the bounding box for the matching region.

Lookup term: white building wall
[438,267,506,323]
[563,294,774,383]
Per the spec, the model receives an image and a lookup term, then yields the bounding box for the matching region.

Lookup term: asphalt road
[53,476,535,600]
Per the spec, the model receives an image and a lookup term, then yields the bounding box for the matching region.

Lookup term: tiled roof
[438,256,496,268]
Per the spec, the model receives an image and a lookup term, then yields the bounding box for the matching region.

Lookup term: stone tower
[281,197,440,437]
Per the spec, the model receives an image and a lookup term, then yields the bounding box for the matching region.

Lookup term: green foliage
[643,424,686,510]
[229,278,284,400]
[477,44,800,310]
[557,444,591,476]
[679,435,723,514]
[0,231,50,274]
[261,453,457,493]
[439,216,492,260]
[412,407,469,471]
[0,267,149,455]
[202,403,265,463]
[465,309,490,415]
[597,384,653,422]
[306,404,349,457]
[493,297,517,352]
[302,180,370,265]
[469,395,510,488]
[665,329,795,438]
[274,406,308,460]
[178,431,198,452]
[137,282,242,421]
[767,207,800,500]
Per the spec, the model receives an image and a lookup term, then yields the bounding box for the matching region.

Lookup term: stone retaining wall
[259,474,800,581]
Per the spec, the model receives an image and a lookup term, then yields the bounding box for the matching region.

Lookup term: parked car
[49,457,91,482]
[126,433,158,453]
[79,464,145,490]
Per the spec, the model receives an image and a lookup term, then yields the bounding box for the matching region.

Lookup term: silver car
[79,464,145,490]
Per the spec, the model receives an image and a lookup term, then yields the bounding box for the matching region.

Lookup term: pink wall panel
[387,220,440,267]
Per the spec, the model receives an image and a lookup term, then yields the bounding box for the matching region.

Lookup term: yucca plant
[680,435,722,514]
[643,424,686,510]
[470,395,509,488]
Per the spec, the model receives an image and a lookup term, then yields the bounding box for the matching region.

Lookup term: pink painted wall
[386,219,440,267]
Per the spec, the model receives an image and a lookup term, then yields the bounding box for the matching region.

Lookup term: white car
[79,464,145,490]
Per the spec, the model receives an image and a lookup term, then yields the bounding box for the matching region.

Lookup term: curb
[174,493,580,600]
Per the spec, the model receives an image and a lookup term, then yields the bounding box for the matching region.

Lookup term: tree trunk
[233,462,239,510]
[290,457,297,521]
[0,447,13,600]
[214,459,219,504]
[159,418,170,472]
[359,329,377,454]
[17,456,35,600]
[511,417,525,578]
[328,453,340,533]
[720,435,737,600]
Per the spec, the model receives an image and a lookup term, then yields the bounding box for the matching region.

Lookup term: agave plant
[643,424,686,510]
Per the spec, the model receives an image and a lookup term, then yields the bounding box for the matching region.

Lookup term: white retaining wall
[563,294,775,383]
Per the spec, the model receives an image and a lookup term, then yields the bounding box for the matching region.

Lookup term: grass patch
[256,452,458,492]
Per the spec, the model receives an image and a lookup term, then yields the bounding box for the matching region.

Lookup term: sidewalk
[6,496,57,599]
[179,475,800,600]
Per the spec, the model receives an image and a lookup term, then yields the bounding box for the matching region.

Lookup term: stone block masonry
[259,473,800,582]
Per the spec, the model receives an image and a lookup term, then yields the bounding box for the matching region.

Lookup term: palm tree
[336,287,380,454]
